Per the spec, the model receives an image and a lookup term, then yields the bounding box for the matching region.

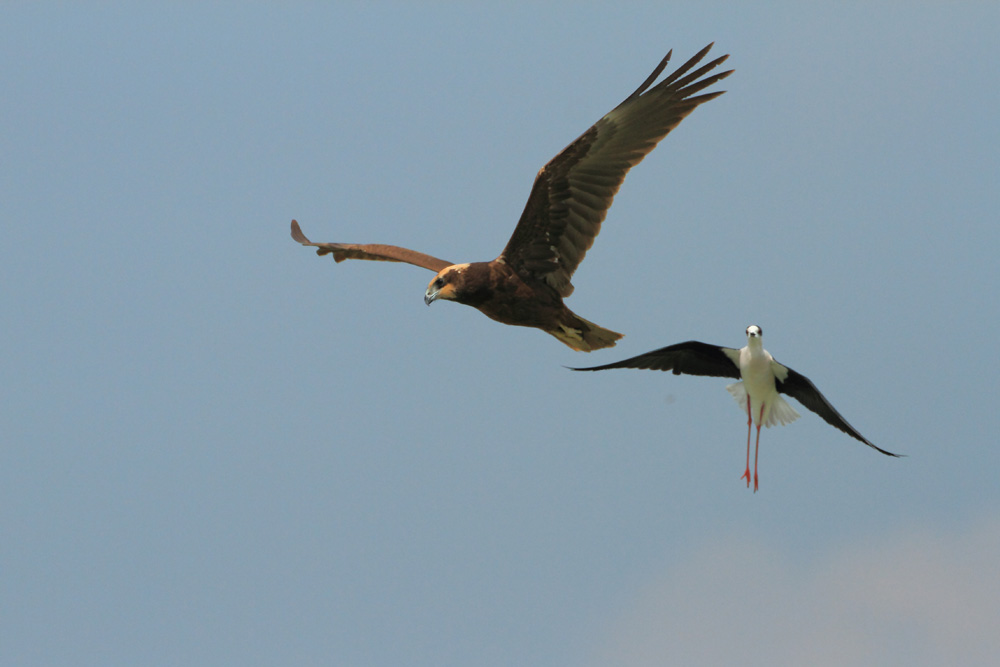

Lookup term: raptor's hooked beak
[424,287,439,306]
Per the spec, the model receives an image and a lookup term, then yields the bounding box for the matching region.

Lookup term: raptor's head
[424,264,470,305]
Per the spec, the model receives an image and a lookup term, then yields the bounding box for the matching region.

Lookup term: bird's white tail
[726,382,801,428]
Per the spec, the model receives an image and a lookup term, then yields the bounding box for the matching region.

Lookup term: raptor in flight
[292,44,732,351]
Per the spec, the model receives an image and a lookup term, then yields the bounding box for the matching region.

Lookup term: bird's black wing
[499,44,733,297]
[774,362,900,457]
[570,340,741,378]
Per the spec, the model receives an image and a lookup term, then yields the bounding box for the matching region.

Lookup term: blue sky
[2,3,998,665]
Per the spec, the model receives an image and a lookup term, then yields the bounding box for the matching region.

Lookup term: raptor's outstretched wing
[291,220,453,273]
[500,44,732,297]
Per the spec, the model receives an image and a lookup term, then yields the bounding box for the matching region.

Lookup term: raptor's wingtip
[290,219,311,245]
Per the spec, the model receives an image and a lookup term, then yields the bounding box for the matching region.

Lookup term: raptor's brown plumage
[292,43,732,351]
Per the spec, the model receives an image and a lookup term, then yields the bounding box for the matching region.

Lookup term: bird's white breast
[739,346,778,400]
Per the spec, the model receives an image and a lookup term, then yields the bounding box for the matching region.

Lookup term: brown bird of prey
[291,43,732,351]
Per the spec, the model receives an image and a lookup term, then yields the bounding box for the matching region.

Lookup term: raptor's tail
[550,313,623,352]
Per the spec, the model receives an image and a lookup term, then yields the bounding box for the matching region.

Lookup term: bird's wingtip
[290,219,312,245]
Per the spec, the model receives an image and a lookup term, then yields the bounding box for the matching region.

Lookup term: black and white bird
[570,325,900,491]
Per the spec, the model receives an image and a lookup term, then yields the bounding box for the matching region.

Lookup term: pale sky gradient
[3,3,998,666]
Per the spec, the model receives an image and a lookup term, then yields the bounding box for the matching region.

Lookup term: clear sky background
[3,3,998,666]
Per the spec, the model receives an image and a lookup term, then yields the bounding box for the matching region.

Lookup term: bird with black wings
[571,326,901,491]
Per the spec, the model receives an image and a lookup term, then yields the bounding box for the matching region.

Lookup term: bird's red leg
[740,397,752,487]
[752,404,764,493]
